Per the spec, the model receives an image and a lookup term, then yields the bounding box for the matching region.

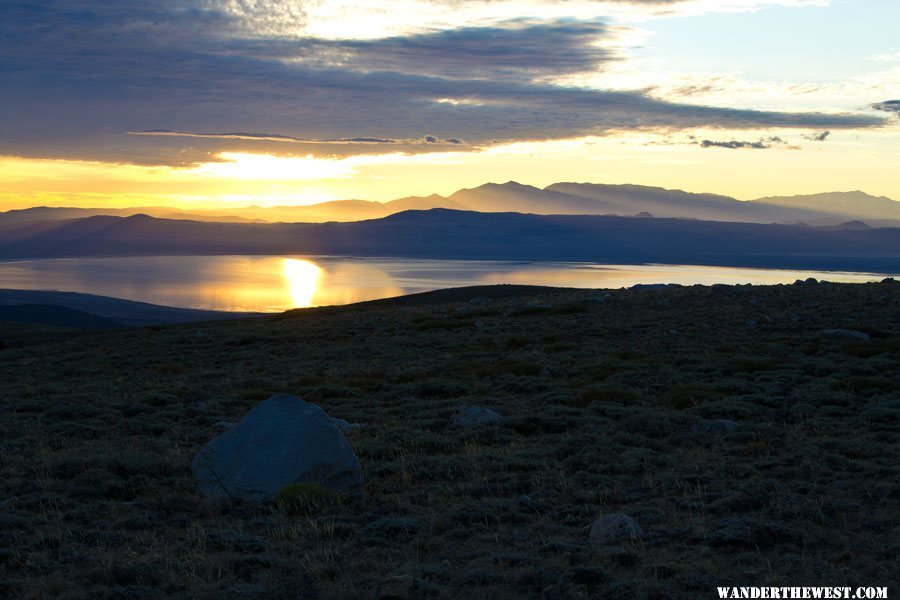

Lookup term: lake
[0,255,891,312]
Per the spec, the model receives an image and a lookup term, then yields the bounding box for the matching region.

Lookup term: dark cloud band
[0,1,889,166]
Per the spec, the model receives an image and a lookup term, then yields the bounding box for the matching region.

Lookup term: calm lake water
[0,255,890,312]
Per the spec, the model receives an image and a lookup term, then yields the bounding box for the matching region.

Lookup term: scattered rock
[693,419,739,436]
[331,417,365,431]
[589,513,644,545]
[821,328,871,342]
[469,296,492,306]
[192,394,363,502]
[205,529,266,553]
[451,405,503,427]
[224,583,266,599]
[378,575,415,600]
[360,517,423,543]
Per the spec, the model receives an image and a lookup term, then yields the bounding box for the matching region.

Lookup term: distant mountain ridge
[1,209,899,273]
[3,183,898,227]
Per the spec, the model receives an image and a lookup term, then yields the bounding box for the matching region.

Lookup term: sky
[1,0,898,209]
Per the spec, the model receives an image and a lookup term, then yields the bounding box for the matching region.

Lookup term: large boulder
[192,394,363,502]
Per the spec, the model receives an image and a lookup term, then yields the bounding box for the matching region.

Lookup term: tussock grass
[1,281,899,597]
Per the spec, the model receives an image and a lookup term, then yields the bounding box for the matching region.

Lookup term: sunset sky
[2,0,898,210]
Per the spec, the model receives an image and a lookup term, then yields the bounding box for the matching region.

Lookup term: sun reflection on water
[282,258,322,307]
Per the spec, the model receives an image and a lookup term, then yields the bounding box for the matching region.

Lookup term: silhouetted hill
[753,191,900,222]
[2,209,899,272]
[5,183,898,226]
[0,289,260,326]
[0,304,124,329]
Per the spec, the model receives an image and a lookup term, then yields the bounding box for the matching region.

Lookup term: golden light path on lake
[0,255,891,312]
[282,258,322,308]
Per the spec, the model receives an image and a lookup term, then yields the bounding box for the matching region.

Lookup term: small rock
[656,299,671,307]
[378,575,415,600]
[805,277,819,285]
[474,319,484,330]
[361,517,423,541]
[589,513,644,545]
[331,417,365,431]
[745,319,758,327]
[514,495,536,510]
[693,419,739,435]
[224,583,266,599]
[451,405,503,427]
[469,296,492,306]
[212,421,237,430]
[194,331,209,338]
[821,328,870,342]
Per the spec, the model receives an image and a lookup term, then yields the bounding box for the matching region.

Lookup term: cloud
[699,136,790,149]
[129,130,463,145]
[870,100,900,116]
[802,130,830,141]
[0,0,887,166]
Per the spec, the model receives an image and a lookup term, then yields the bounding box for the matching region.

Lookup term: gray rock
[589,514,644,545]
[693,419,739,435]
[378,575,415,600]
[451,405,503,427]
[192,394,363,502]
[821,328,871,342]
[360,517,423,542]
[331,417,365,431]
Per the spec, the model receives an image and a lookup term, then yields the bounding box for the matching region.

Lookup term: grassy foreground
[1,282,899,598]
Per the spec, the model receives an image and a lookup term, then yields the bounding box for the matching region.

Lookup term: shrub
[730,356,778,373]
[153,362,187,375]
[832,377,900,394]
[574,386,641,408]
[663,383,721,410]
[276,483,343,515]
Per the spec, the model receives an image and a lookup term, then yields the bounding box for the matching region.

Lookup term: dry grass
[1,281,899,598]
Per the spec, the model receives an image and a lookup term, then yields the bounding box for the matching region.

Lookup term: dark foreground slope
[0,289,259,328]
[1,281,898,598]
[2,209,900,272]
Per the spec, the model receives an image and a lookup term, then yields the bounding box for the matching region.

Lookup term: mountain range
[2,209,899,273]
[3,182,900,227]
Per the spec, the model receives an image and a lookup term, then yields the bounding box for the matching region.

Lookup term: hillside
[0,289,259,327]
[2,209,900,272]
[1,281,898,597]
